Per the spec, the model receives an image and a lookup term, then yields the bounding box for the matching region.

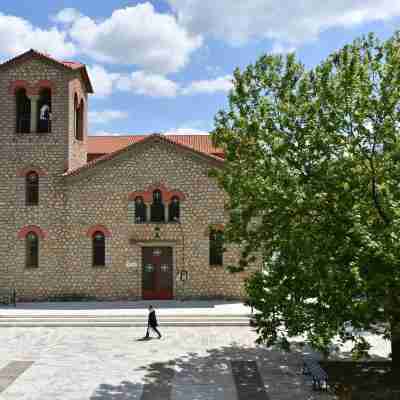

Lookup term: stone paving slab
[0,326,334,400]
[0,362,34,393]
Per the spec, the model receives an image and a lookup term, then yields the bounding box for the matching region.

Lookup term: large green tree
[212,33,400,366]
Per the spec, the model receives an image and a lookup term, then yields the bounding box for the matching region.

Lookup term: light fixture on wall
[154,225,161,239]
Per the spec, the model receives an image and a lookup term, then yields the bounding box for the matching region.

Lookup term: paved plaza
[0,325,334,400]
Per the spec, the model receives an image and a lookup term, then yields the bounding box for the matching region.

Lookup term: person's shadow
[136,336,153,342]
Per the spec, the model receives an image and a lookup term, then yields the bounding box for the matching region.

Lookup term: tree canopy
[211,32,400,365]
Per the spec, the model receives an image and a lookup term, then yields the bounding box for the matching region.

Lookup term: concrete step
[0,321,250,327]
[0,314,251,327]
[0,319,250,327]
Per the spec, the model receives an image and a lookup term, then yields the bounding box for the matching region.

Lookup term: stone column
[164,201,169,223]
[146,203,151,222]
[28,95,39,133]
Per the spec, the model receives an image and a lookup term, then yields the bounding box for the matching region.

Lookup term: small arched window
[135,196,147,223]
[169,196,180,222]
[16,88,31,134]
[26,172,39,206]
[26,232,39,268]
[93,231,105,266]
[75,97,84,141]
[209,229,224,266]
[151,190,165,222]
[37,88,51,133]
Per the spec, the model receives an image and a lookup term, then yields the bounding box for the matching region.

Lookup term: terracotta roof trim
[63,133,224,178]
[0,49,93,93]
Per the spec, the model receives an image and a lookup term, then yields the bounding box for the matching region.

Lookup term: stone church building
[0,50,259,301]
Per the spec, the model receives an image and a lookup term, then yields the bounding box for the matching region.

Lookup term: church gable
[63,134,224,179]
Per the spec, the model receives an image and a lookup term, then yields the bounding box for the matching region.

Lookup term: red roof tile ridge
[64,133,224,177]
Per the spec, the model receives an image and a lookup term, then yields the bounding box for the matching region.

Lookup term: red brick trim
[32,80,56,95]
[16,167,48,177]
[128,183,186,203]
[9,80,33,95]
[17,225,48,239]
[86,225,112,238]
[128,191,150,202]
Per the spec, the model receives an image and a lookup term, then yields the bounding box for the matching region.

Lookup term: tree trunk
[391,323,400,369]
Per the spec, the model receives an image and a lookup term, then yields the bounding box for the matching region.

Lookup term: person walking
[145,305,162,339]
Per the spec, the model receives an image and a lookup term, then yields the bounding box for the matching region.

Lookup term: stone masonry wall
[0,56,260,301]
[63,138,259,300]
[0,57,86,300]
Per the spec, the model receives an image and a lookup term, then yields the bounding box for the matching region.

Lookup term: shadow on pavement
[90,344,311,399]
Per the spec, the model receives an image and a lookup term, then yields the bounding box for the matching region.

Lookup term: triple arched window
[131,188,183,223]
[26,171,39,206]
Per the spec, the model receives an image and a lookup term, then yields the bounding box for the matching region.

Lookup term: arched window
[209,229,224,266]
[151,190,165,222]
[74,94,79,139]
[26,171,39,206]
[26,232,39,268]
[93,231,105,266]
[37,88,51,133]
[75,97,84,141]
[169,196,180,222]
[135,196,147,223]
[16,88,31,133]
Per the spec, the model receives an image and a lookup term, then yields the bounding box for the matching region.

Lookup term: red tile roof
[60,61,85,69]
[65,134,224,177]
[87,134,224,158]
[0,49,93,93]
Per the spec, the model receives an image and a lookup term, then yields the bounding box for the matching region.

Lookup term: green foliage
[212,32,400,361]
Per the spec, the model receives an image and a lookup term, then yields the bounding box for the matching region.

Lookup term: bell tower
[0,49,93,299]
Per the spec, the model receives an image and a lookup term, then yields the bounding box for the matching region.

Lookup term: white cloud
[90,131,129,136]
[271,43,296,54]
[61,3,202,73]
[181,75,233,95]
[116,70,179,98]
[163,128,209,135]
[52,8,82,24]
[85,63,232,98]
[167,0,400,46]
[0,13,76,59]
[88,110,128,125]
[87,65,120,98]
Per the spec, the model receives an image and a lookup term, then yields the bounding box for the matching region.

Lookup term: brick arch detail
[86,224,112,238]
[17,166,48,177]
[71,79,85,103]
[9,80,33,95]
[128,183,186,203]
[32,80,56,95]
[17,225,48,239]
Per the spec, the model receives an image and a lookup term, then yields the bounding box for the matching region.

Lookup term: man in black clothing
[145,305,162,339]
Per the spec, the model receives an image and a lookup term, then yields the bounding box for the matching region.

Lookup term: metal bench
[0,288,16,307]
[302,356,329,391]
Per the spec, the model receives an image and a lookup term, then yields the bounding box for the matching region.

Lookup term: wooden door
[142,247,173,299]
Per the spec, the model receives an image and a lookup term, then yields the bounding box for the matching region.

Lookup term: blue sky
[1,1,399,135]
